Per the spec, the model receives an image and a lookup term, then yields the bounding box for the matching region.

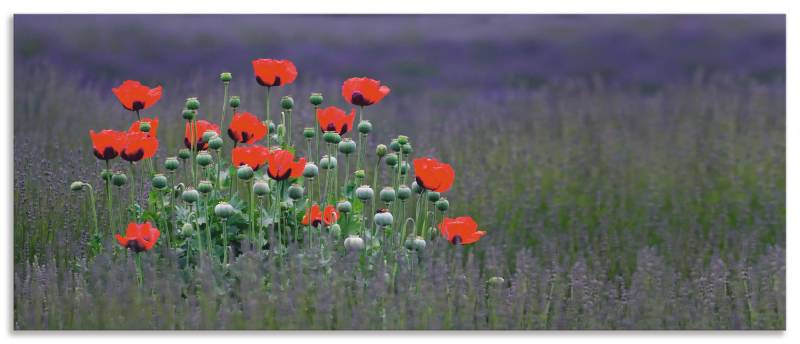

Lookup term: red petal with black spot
[231,145,271,171]
[128,117,159,137]
[116,222,161,252]
[252,59,298,87]
[121,132,158,162]
[228,112,267,144]
[89,129,126,161]
[438,216,486,245]
[112,80,162,111]
[184,120,221,150]
[413,157,455,193]
[266,149,306,181]
[341,77,390,107]
[302,204,338,227]
[316,106,356,135]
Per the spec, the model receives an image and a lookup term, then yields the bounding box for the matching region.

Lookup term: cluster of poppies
[81,58,485,262]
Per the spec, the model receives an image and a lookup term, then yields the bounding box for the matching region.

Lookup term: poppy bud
[397,135,409,145]
[196,151,213,167]
[152,174,168,190]
[303,163,319,178]
[336,200,352,214]
[329,223,341,238]
[229,96,241,109]
[427,191,441,202]
[181,222,194,235]
[354,169,365,179]
[338,138,356,155]
[70,181,85,192]
[214,202,235,218]
[320,155,337,170]
[267,121,276,134]
[101,169,113,181]
[397,184,411,200]
[288,184,304,200]
[435,198,449,212]
[208,136,224,150]
[401,143,412,155]
[357,120,372,134]
[198,180,213,194]
[253,180,269,197]
[323,131,342,144]
[277,124,286,138]
[385,153,398,167]
[389,139,401,152]
[344,235,364,251]
[379,187,396,203]
[182,188,200,203]
[488,277,505,286]
[220,72,232,83]
[303,127,315,139]
[237,165,254,180]
[185,97,200,110]
[375,144,388,157]
[309,93,323,106]
[182,109,195,121]
[178,149,191,160]
[202,130,218,142]
[162,157,178,172]
[404,236,426,251]
[138,121,151,133]
[112,172,128,187]
[411,181,422,194]
[280,96,294,110]
[373,209,394,227]
[356,185,374,200]
[398,161,409,175]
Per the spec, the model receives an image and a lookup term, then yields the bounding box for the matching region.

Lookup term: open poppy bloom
[232,145,271,170]
[438,216,486,245]
[112,80,162,112]
[184,120,221,150]
[128,117,159,137]
[301,204,339,227]
[89,129,126,161]
[316,106,356,135]
[228,112,267,144]
[342,77,390,107]
[252,59,298,87]
[265,149,306,180]
[116,222,161,252]
[121,132,158,162]
[413,157,455,193]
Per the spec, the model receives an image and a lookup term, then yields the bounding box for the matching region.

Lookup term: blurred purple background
[14,15,785,93]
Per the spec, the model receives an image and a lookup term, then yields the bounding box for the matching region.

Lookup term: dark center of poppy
[451,235,462,245]
[127,239,145,253]
[94,146,119,161]
[122,148,145,162]
[227,128,241,142]
[325,123,337,132]
[131,101,145,111]
[350,92,373,107]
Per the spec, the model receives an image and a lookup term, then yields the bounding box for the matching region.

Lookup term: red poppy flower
[121,132,158,162]
[89,129,126,161]
[128,117,159,137]
[342,77,390,107]
[116,222,161,252]
[438,216,486,245]
[232,145,271,170]
[252,59,298,87]
[184,120,221,150]
[413,157,455,193]
[301,204,339,227]
[112,80,162,111]
[316,106,356,135]
[265,149,306,181]
[228,112,267,144]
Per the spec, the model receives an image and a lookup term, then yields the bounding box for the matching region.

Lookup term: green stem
[249,179,255,248]
[85,184,99,237]
[265,87,272,148]
[105,161,113,234]
[221,82,230,131]
[129,162,136,222]
[222,218,228,265]
[135,253,143,287]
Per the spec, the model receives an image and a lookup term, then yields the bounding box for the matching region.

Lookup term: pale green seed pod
[70,181,84,192]
[112,172,128,187]
[338,138,356,155]
[344,235,364,251]
[214,202,235,218]
[237,165,254,180]
[303,163,319,178]
[356,185,374,200]
[152,174,168,190]
[253,180,269,197]
[197,180,213,194]
[397,184,412,200]
[181,188,199,203]
[288,184,304,200]
[379,187,396,203]
[336,200,352,214]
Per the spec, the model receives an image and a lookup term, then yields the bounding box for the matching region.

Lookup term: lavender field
[13,15,785,330]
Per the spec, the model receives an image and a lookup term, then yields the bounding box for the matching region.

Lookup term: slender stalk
[129,162,136,222]
[221,218,228,264]
[85,184,99,237]
[265,87,272,148]
[221,81,230,131]
[135,253,143,287]
[104,160,113,234]
[205,197,212,253]
[249,179,256,248]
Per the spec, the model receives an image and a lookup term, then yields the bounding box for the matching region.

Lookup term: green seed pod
[401,143,412,155]
[181,222,194,235]
[389,139,401,152]
[214,202,235,218]
[373,209,394,227]
[197,180,213,194]
[196,151,213,167]
[185,97,200,110]
[413,236,427,251]
[253,180,270,197]
[338,138,356,155]
[165,157,180,171]
[397,135,409,145]
[488,277,505,286]
[178,149,191,160]
[267,121,276,134]
[357,120,372,134]
[355,185,374,200]
[320,155,337,170]
[336,200,352,214]
[182,109,195,121]
[280,96,294,110]
[354,169,365,179]
[70,181,84,192]
[288,184,304,200]
[303,163,319,178]
[138,121,151,132]
[220,72,232,83]
[303,127,315,139]
[237,165,254,180]
[208,136,224,150]
[329,223,341,238]
[435,198,450,212]
[229,96,241,109]
[202,130,218,142]
[152,174,168,190]
[397,184,411,200]
[379,187,396,203]
[427,191,441,202]
[112,172,128,187]
[100,169,113,181]
[411,181,422,194]
[344,235,364,251]
[323,131,342,144]
[181,188,200,203]
[385,153,398,167]
[309,92,323,106]
[376,144,388,158]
